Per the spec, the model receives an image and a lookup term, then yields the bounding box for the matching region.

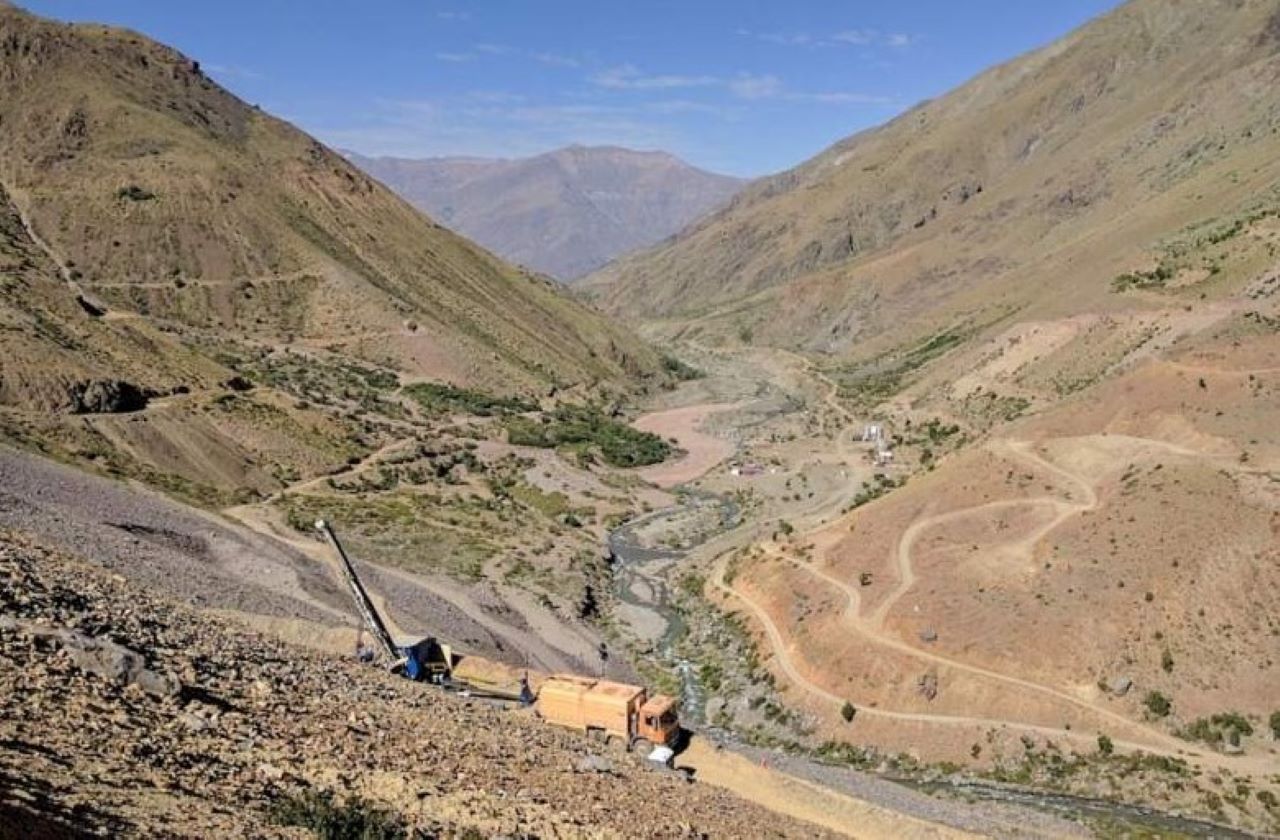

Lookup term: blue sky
[24,1,1122,176]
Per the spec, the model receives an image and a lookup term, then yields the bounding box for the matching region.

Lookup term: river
[608,488,740,723]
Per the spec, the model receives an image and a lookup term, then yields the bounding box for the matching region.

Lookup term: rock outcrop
[66,379,150,414]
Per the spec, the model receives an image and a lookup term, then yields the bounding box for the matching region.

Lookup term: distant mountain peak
[347,145,744,280]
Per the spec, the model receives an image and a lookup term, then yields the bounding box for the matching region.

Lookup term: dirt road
[680,738,983,840]
[713,429,1280,772]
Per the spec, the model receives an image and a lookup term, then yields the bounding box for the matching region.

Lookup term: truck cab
[637,693,680,747]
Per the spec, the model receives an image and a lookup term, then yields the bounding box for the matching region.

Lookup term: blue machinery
[314,519,453,683]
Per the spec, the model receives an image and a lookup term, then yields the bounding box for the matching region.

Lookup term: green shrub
[1270,710,1280,740]
[505,405,671,467]
[1096,734,1114,756]
[1143,691,1172,718]
[1179,711,1254,746]
[1211,711,1253,738]
[268,789,407,840]
[403,382,535,417]
[840,701,857,723]
[1112,263,1174,292]
[661,354,704,380]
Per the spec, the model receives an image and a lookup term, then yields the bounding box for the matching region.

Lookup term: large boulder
[61,631,182,698]
[1107,676,1133,697]
[3,616,182,698]
[66,379,150,413]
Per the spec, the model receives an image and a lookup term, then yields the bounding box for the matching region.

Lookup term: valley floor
[3,321,1278,837]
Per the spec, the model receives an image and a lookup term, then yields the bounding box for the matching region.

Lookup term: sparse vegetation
[268,788,407,840]
[847,473,903,510]
[115,184,156,202]
[1143,690,1172,718]
[661,354,704,380]
[833,323,989,407]
[1179,712,1254,747]
[1112,263,1174,292]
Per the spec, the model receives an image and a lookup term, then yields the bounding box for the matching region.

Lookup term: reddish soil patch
[633,401,747,487]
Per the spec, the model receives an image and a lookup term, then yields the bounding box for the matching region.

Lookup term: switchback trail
[714,432,1275,770]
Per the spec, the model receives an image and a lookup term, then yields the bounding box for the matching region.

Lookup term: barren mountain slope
[0,4,662,395]
[692,309,1280,831]
[583,0,1280,354]
[348,146,744,280]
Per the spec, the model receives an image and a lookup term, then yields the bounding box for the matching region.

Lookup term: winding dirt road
[712,425,1280,773]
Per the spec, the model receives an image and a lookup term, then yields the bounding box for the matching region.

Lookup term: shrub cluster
[505,405,671,467]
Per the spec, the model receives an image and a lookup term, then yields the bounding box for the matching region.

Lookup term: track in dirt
[710,549,1186,757]
[711,403,1273,768]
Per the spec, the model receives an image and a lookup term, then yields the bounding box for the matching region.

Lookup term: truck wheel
[632,737,653,754]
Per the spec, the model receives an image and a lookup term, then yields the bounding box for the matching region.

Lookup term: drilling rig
[314,519,452,682]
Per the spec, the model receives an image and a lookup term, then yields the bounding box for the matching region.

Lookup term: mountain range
[347,146,744,280]
[4,0,1280,834]
[582,0,1280,357]
[0,2,669,507]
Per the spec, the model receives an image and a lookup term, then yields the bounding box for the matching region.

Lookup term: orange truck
[536,674,680,750]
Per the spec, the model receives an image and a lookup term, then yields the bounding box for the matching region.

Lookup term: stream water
[906,778,1262,839]
[608,488,739,723]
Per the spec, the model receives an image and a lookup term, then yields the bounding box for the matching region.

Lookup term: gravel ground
[0,446,346,623]
[0,533,839,838]
[0,446,533,665]
[726,742,1092,839]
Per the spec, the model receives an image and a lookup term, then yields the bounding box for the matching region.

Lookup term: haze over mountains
[347,146,744,280]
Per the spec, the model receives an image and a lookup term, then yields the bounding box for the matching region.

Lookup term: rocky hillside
[583,0,1280,354]
[0,530,829,838]
[0,3,685,519]
[348,146,744,280]
[0,4,663,401]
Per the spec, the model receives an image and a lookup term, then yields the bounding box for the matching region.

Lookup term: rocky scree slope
[0,530,831,839]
